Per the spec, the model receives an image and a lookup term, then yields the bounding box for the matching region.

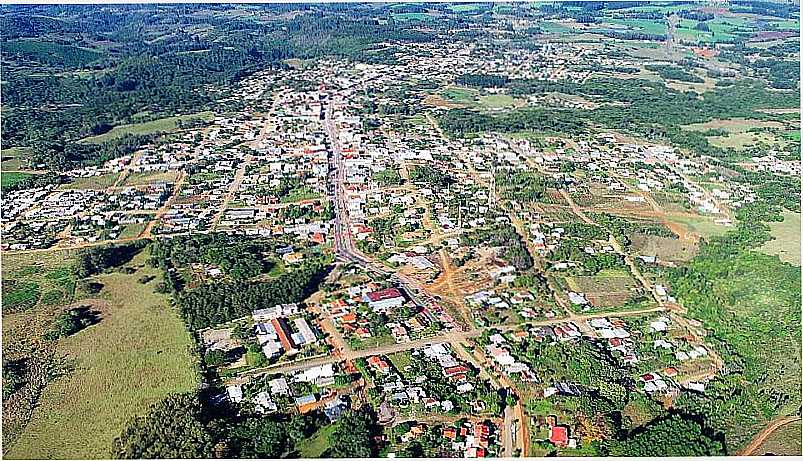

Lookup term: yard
[4,248,199,459]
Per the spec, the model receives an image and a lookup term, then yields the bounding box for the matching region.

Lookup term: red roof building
[365,288,403,302]
[270,318,297,355]
[549,426,569,447]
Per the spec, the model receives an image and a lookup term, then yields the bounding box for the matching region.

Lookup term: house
[549,426,569,447]
[226,385,243,403]
[364,287,405,312]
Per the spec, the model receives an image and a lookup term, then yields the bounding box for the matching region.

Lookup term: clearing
[78,112,214,144]
[757,212,800,266]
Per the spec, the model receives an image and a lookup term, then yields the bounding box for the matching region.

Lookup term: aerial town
[1,2,800,459]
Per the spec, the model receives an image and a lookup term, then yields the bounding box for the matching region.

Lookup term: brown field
[631,233,699,262]
[565,272,638,308]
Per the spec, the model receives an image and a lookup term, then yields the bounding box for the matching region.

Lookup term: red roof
[444,365,470,377]
[443,427,457,439]
[366,288,403,302]
[549,426,569,447]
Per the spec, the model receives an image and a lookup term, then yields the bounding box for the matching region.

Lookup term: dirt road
[737,415,802,455]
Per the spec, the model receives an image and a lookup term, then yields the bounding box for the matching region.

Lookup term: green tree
[112,393,216,459]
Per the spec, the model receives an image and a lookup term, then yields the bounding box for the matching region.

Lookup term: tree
[228,418,287,458]
[112,393,216,459]
[328,409,378,458]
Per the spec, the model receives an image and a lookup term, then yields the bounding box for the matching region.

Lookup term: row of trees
[177,261,329,329]
[111,392,379,458]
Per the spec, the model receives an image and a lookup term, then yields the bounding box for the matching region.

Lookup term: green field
[667,214,730,239]
[606,18,668,35]
[392,12,434,22]
[758,212,801,265]
[5,249,199,459]
[122,170,179,186]
[448,4,479,13]
[79,112,214,144]
[297,424,336,458]
[477,94,519,109]
[1,171,34,190]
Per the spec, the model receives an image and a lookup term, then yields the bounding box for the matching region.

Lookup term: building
[364,287,405,312]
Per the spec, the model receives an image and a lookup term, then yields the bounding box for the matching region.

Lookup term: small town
[2,2,800,459]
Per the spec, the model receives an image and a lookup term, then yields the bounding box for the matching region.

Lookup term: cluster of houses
[251,303,320,360]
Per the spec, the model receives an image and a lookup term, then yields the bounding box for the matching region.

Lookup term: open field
[631,233,699,262]
[666,214,730,240]
[565,271,639,308]
[1,147,32,170]
[122,170,179,186]
[79,111,214,144]
[5,248,199,459]
[758,212,800,266]
[60,173,120,190]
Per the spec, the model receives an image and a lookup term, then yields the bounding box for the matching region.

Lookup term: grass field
[5,248,199,459]
[122,170,179,186]
[61,173,120,190]
[752,420,802,456]
[758,212,800,266]
[1,147,32,170]
[392,12,434,22]
[1,171,34,190]
[565,272,639,308]
[119,222,148,239]
[666,215,730,240]
[79,111,214,144]
[477,94,519,109]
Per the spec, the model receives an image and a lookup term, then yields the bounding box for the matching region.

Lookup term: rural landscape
[1,1,801,459]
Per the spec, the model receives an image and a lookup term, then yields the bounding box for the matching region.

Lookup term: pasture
[4,249,198,459]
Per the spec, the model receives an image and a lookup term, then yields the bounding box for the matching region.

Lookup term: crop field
[758,212,801,266]
[631,233,699,262]
[4,248,199,459]
[79,111,214,144]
